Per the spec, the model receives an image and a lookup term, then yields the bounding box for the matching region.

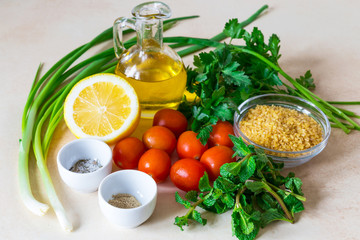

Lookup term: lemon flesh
[64,73,140,143]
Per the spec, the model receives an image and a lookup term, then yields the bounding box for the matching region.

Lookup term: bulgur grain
[239,105,323,152]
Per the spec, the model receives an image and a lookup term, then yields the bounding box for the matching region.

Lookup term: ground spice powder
[108,193,141,209]
[239,105,323,152]
[69,158,102,173]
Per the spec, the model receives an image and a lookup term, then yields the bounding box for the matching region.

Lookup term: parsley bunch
[179,19,360,144]
[174,136,306,240]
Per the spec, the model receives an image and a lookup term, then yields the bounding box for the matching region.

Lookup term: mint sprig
[174,136,306,240]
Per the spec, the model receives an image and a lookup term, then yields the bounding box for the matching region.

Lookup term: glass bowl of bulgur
[233,94,331,168]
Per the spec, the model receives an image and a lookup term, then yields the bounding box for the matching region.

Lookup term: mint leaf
[214,177,239,193]
[175,192,192,208]
[245,181,266,193]
[230,135,252,157]
[202,189,224,209]
[231,208,259,240]
[192,210,207,226]
[285,173,304,196]
[238,156,256,182]
[277,190,305,216]
[185,191,199,202]
[254,148,269,171]
[199,172,212,192]
[260,208,288,227]
[256,193,277,211]
[231,208,255,235]
[220,162,242,177]
[174,216,189,231]
[221,193,235,208]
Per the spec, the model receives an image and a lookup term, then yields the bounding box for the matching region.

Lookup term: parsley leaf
[295,70,315,90]
[224,18,246,40]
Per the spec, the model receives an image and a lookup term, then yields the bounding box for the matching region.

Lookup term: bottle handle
[113,17,136,59]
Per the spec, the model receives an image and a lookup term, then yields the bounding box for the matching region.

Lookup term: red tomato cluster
[112,108,236,191]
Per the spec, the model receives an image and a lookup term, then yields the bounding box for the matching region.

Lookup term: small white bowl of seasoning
[57,138,112,193]
[98,170,157,228]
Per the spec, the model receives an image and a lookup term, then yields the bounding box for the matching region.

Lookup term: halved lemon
[64,73,140,143]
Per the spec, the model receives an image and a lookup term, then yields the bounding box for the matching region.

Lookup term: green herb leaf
[214,177,239,193]
[256,192,280,211]
[221,193,235,208]
[277,190,305,216]
[260,208,289,227]
[285,172,304,196]
[268,34,281,61]
[199,172,212,192]
[233,208,255,235]
[192,210,207,226]
[254,148,269,171]
[245,181,266,194]
[185,191,199,202]
[222,62,251,88]
[239,156,256,182]
[220,162,242,177]
[224,19,246,39]
[174,216,189,231]
[213,103,234,121]
[175,192,192,209]
[197,125,213,145]
[230,135,252,157]
[295,70,315,90]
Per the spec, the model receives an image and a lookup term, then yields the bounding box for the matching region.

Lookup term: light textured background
[1,0,359,239]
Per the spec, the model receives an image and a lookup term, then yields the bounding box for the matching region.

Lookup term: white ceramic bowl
[98,170,157,228]
[57,138,112,193]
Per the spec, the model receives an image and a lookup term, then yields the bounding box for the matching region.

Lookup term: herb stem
[184,198,204,219]
[238,153,253,164]
[262,181,294,222]
[235,186,247,207]
[267,182,307,202]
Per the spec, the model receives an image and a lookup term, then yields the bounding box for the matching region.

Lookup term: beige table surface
[1,0,360,239]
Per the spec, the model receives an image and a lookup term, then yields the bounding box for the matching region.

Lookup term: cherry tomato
[153,108,188,137]
[208,121,235,148]
[138,148,171,183]
[142,126,176,155]
[170,158,206,192]
[113,137,146,169]
[200,146,235,181]
[177,131,208,160]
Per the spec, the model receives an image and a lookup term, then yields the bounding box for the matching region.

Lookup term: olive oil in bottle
[113,2,187,118]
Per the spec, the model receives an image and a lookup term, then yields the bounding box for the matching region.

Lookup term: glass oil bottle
[113,2,187,118]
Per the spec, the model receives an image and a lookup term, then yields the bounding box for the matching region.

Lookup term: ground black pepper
[108,193,141,209]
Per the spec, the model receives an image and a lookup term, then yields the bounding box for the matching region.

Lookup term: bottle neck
[136,18,163,50]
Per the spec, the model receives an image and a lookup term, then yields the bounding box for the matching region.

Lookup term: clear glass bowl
[233,94,331,168]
